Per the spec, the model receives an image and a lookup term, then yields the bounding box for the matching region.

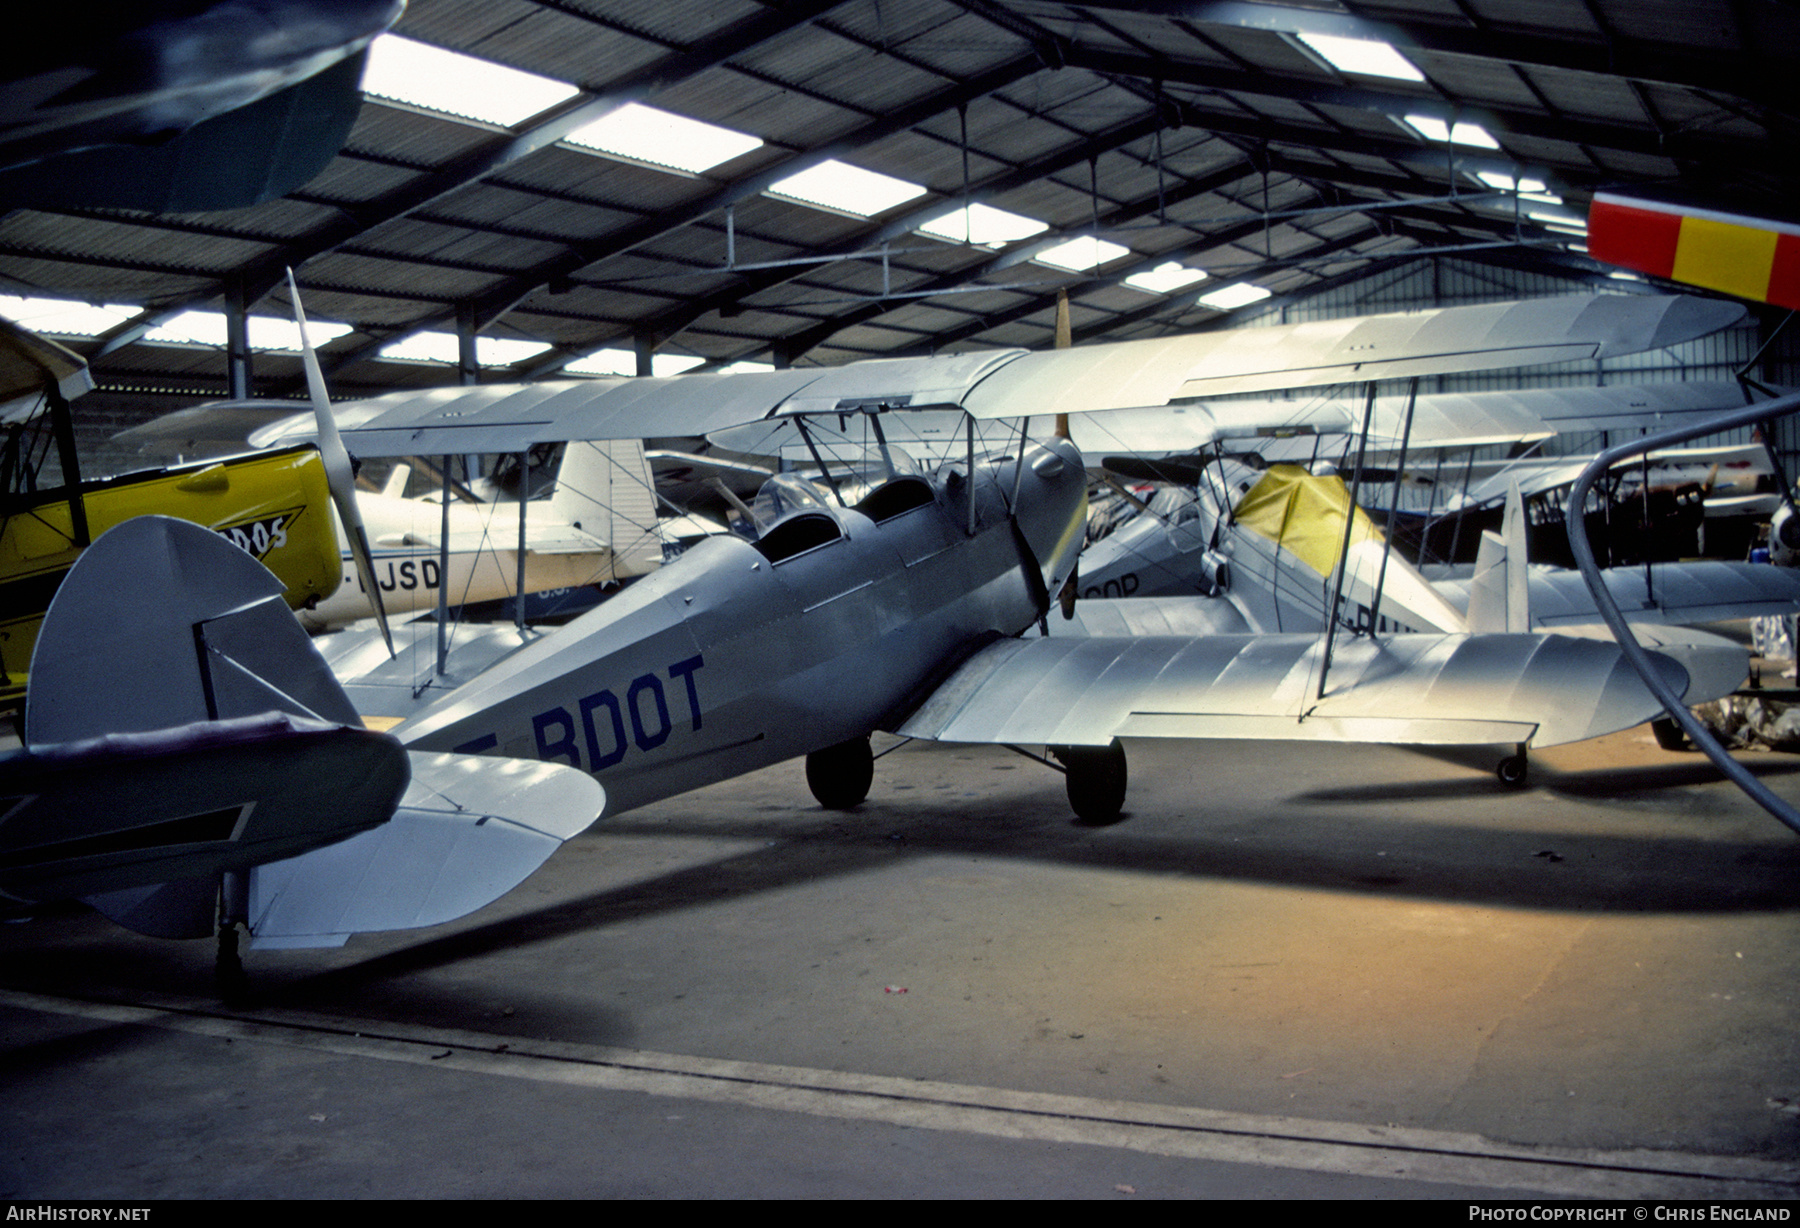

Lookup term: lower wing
[898,631,1739,750]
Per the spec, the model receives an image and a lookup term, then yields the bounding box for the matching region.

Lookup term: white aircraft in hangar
[240,291,1766,821]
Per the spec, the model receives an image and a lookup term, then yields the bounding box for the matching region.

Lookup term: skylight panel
[719,359,775,374]
[767,160,927,218]
[563,349,634,377]
[655,353,706,376]
[378,332,551,366]
[145,311,352,350]
[1034,236,1133,273]
[566,103,762,175]
[362,35,580,127]
[1197,283,1272,311]
[1473,171,1560,206]
[917,203,1049,247]
[0,296,138,337]
[1124,263,1210,295]
[563,349,708,377]
[1403,115,1500,149]
[1293,33,1423,82]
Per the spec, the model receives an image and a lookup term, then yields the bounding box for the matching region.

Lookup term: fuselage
[394,438,1088,817]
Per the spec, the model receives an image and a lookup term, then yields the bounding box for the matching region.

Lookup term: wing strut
[1317,382,1377,702]
[436,453,453,676]
[1367,377,1420,634]
[516,450,529,634]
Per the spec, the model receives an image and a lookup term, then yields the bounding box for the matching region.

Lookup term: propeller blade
[288,268,393,656]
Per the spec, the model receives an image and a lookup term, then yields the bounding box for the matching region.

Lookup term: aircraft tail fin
[26,515,362,747]
[1467,479,1532,634]
[547,439,663,579]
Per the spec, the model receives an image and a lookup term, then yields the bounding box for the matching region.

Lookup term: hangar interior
[5,0,1800,1201]
[8,0,1800,465]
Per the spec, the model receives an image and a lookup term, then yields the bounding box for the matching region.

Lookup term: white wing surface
[1091,381,1780,458]
[957,295,1742,411]
[1438,561,1800,629]
[898,631,1724,750]
[249,295,1740,457]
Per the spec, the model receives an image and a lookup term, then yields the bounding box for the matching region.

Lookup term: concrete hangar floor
[3,730,1800,1199]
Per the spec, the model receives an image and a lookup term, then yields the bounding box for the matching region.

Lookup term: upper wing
[0,313,94,423]
[897,631,1731,751]
[1080,381,1777,459]
[249,295,1738,457]
[1589,194,1800,311]
[956,294,1742,411]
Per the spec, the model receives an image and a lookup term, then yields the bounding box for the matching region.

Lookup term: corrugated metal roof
[1,0,1794,406]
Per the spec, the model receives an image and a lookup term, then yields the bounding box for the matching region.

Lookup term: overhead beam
[1059,46,1777,169]
[514,113,1248,377]
[767,158,1269,361]
[463,55,1048,332]
[1045,0,1800,121]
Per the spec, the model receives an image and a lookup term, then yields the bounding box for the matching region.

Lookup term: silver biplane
[266,292,1752,818]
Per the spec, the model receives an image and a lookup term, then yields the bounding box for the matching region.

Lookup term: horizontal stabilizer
[899,631,1720,751]
[317,619,545,723]
[0,714,406,913]
[246,752,603,949]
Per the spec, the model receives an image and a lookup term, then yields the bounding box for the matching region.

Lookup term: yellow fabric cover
[1231,464,1378,576]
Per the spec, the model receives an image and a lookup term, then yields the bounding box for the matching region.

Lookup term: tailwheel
[806,736,874,809]
[216,922,247,1002]
[1051,739,1128,823]
[1496,744,1529,788]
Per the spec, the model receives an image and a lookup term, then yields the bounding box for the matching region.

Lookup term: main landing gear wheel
[1496,745,1529,788]
[1052,739,1128,823]
[806,736,874,809]
[1651,716,1686,751]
